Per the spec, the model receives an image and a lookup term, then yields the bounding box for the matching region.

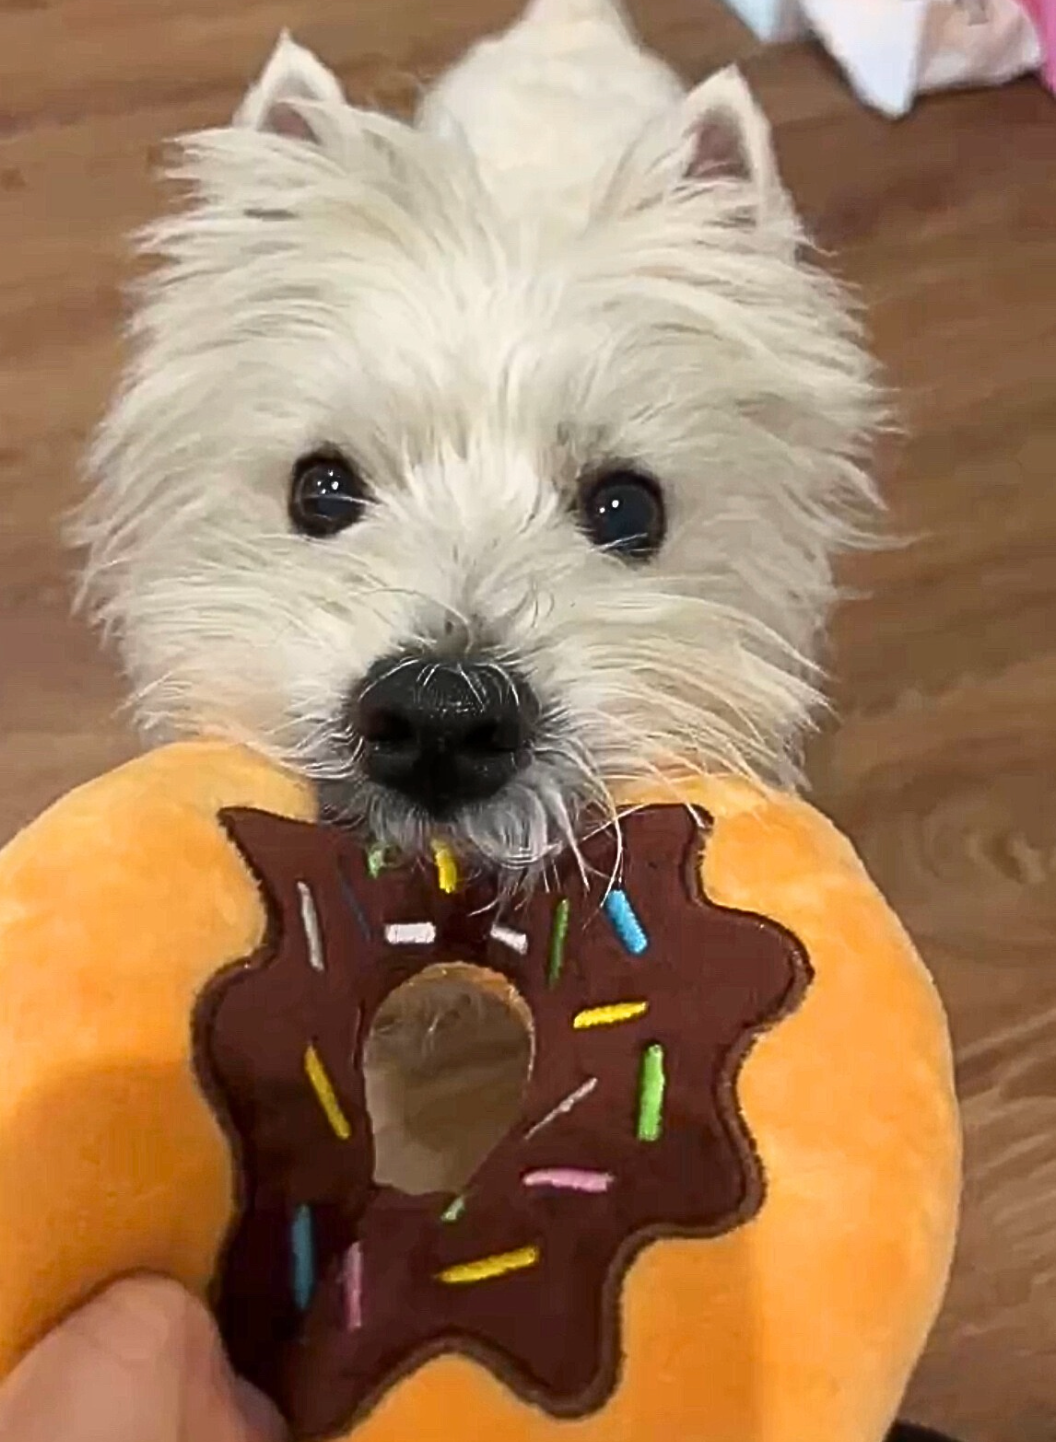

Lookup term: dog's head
[75,23,880,872]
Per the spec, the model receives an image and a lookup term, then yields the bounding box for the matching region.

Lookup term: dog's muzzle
[354,653,538,819]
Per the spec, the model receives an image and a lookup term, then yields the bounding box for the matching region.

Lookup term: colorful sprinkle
[296,882,325,972]
[386,922,438,945]
[385,921,437,946]
[637,1043,666,1142]
[524,1076,598,1141]
[604,889,649,955]
[366,844,388,879]
[523,1168,613,1193]
[437,1245,540,1286]
[441,1196,466,1223]
[490,923,528,955]
[573,1001,648,1030]
[343,1242,364,1331]
[547,897,570,987]
[291,1205,315,1311]
[304,1043,352,1141]
[337,865,371,939]
[433,842,459,894]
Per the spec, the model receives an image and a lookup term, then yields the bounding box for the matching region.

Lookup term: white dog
[74,0,880,877]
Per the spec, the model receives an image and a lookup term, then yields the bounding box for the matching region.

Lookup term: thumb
[0,1277,287,1442]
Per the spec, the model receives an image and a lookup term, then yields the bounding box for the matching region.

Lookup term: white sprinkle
[490,924,528,955]
[524,1077,598,1141]
[385,922,437,946]
[297,882,325,972]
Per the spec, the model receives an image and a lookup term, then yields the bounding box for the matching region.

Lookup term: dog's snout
[357,654,538,817]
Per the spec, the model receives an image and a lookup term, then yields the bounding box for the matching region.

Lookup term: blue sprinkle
[291,1204,315,1312]
[604,889,648,956]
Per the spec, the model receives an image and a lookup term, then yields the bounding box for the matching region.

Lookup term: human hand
[0,1276,286,1442]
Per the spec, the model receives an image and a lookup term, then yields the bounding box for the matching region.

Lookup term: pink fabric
[343,1243,364,1332]
[1020,0,1056,90]
[522,1168,614,1193]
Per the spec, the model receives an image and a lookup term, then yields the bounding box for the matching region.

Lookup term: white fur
[233,29,346,133]
[73,0,882,871]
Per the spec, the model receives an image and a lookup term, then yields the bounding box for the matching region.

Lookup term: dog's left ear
[627,66,789,231]
[676,68,777,191]
[233,30,345,143]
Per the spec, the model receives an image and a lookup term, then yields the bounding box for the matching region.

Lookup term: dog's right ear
[233,31,345,143]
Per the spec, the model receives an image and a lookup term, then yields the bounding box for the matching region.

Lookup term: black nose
[356,654,538,817]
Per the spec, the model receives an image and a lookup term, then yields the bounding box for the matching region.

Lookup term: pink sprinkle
[343,1242,364,1331]
[523,1168,614,1194]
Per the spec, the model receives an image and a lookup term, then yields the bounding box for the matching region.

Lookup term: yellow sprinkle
[433,842,459,894]
[304,1044,352,1141]
[437,1245,540,1285]
[572,1001,649,1030]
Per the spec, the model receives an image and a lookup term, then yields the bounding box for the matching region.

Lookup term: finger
[167,1285,287,1442]
[0,1277,192,1442]
[232,1378,289,1442]
[0,1277,286,1442]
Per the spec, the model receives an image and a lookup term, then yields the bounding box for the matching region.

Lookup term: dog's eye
[578,469,665,561]
[289,452,369,538]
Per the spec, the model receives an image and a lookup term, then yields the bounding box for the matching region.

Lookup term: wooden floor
[1,2,1054,1438]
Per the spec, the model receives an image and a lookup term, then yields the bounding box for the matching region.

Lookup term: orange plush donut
[0,741,960,1442]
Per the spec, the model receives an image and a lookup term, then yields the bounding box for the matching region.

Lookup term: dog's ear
[676,68,776,192]
[234,30,345,142]
[620,67,789,230]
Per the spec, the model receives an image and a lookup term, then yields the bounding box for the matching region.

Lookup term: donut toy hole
[364,963,534,1197]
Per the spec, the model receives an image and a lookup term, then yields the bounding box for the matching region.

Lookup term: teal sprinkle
[291,1204,315,1311]
[604,889,648,956]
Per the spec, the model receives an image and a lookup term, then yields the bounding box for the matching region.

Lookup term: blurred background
[0,2,1053,1438]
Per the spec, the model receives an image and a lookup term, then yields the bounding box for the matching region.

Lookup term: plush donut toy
[0,741,959,1442]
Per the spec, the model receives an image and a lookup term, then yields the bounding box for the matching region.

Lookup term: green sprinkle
[636,1043,666,1142]
[548,897,570,988]
[366,844,387,879]
[441,1196,466,1223]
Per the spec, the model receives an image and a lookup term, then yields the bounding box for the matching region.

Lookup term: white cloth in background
[722,0,810,41]
[724,0,1044,116]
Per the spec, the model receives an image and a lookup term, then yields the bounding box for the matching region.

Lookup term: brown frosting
[193,805,811,1440]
